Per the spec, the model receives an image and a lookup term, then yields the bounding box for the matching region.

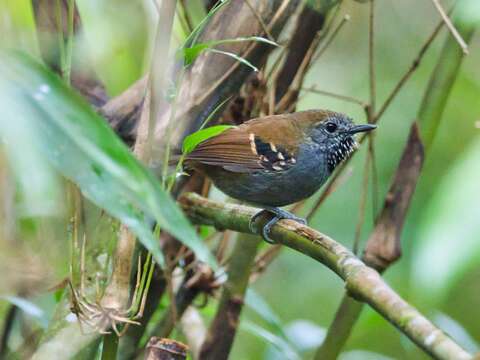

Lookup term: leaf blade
[0,50,217,269]
[182,125,234,154]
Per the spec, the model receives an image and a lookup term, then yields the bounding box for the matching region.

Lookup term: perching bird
[184,110,376,242]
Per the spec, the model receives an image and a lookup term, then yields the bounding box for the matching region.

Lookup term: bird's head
[300,111,377,172]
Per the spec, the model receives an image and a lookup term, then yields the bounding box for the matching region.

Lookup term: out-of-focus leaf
[1,295,48,328]
[0,0,39,57]
[265,320,325,359]
[181,44,209,65]
[241,320,300,360]
[182,125,234,154]
[284,320,326,351]
[433,313,479,354]
[411,136,480,300]
[209,49,259,72]
[0,51,217,270]
[0,93,64,218]
[180,36,279,66]
[183,0,230,48]
[182,0,207,28]
[75,0,150,95]
[245,289,287,338]
[339,350,395,360]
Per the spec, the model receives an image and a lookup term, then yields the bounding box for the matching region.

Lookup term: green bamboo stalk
[101,332,119,360]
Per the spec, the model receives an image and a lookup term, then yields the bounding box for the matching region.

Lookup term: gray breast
[212,143,330,207]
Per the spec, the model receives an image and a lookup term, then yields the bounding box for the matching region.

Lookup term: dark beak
[348,124,377,134]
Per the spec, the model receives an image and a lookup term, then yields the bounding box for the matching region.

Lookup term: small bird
[185,110,376,242]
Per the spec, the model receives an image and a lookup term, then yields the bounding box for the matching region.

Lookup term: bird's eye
[325,122,338,133]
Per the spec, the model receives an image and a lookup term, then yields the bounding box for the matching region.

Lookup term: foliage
[182,125,234,154]
[0,51,216,269]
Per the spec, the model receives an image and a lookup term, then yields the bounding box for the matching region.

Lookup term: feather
[185,110,332,173]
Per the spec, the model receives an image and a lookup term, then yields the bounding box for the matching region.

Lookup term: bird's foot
[249,208,307,244]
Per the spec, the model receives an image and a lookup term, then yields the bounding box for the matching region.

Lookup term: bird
[184,109,376,243]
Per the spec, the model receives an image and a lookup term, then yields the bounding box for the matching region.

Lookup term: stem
[180,193,471,360]
[65,0,75,85]
[352,153,370,254]
[430,0,469,54]
[101,226,136,310]
[368,0,376,114]
[314,296,363,360]
[198,233,261,360]
[54,0,66,78]
[0,305,17,357]
[101,332,119,360]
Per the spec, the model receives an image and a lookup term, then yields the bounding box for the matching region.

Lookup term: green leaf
[412,136,480,300]
[1,295,49,328]
[179,36,278,67]
[182,125,234,154]
[182,44,210,65]
[75,0,150,95]
[241,320,300,360]
[183,0,230,48]
[0,50,217,270]
[0,0,39,57]
[245,289,287,338]
[209,49,259,72]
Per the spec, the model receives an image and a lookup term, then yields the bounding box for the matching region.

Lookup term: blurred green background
[0,0,479,359]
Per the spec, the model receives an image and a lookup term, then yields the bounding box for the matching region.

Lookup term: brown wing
[185,114,303,173]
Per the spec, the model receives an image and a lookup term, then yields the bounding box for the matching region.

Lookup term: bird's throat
[326,136,356,172]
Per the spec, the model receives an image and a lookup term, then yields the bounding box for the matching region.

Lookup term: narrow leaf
[0,51,217,270]
[209,49,259,72]
[245,289,287,338]
[179,36,278,67]
[241,321,300,360]
[182,125,234,154]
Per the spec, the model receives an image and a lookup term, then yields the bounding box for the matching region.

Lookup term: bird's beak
[348,124,377,134]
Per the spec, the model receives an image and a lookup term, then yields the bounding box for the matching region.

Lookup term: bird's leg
[249,207,307,244]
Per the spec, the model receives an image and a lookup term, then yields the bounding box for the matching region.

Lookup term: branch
[430,0,469,54]
[179,193,472,360]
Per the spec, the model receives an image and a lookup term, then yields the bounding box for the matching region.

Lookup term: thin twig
[373,17,445,123]
[301,87,367,107]
[276,12,349,112]
[430,0,469,54]
[65,0,75,85]
[368,1,376,115]
[352,153,370,254]
[243,0,275,41]
[312,14,350,64]
[369,139,379,218]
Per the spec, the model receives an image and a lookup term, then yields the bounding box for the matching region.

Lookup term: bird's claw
[249,208,307,244]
